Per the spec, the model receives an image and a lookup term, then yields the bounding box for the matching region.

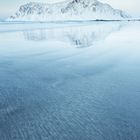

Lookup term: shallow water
[0,21,140,140]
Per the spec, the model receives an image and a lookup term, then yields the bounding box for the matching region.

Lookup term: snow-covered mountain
[7,0,130,21]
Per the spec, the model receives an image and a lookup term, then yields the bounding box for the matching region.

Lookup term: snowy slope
[7,0,130,21]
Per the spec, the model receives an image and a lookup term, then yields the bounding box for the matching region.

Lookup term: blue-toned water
[0,21,140,140]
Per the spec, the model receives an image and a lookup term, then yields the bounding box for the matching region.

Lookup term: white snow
[7,0,130,21]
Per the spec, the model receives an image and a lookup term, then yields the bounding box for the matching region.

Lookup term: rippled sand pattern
[0,21,140,140]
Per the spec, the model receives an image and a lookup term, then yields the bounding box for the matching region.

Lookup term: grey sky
[0,0,139,19]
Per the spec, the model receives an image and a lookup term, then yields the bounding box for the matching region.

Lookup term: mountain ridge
[7,0,130,21]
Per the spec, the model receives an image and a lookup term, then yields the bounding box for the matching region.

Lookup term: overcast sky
[0,0,140,19]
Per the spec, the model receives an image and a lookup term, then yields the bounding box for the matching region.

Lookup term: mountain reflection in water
[23,22,122,48]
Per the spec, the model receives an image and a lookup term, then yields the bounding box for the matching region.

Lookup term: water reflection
[23,22,123,48]
[24,30,47,41]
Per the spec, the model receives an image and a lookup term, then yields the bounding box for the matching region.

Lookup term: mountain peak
[7,0,130,21]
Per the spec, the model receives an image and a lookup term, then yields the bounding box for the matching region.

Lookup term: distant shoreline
[0,19,140,24]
